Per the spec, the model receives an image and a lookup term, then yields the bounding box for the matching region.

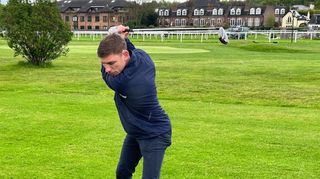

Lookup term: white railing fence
[72,29,320,42]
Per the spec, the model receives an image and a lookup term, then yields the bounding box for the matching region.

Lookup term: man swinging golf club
[98,25,172,179]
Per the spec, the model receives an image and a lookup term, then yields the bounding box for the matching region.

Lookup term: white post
[310,32,313,40]
[294,31,297,43]
[269,32,271,42]
[201,33,203,43]
[180,33,183,43]
[245,32,247,40]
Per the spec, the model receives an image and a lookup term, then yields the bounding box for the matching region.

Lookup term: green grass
[1,37,320,178]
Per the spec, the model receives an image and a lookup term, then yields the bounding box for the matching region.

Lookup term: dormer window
[200,9,204,16]
[280,8,285,15]
[194,9,199,16]
[164,10,169,16]
[182,9,187,16]
[159,10,163,16]
[212,8,217,15]
[275,8,279,15]
[256,8,261,15]
[177,9,181,16]
[218,8,223,15]
[250,8,255,15]
[230,8,235,15]
[236,8,241,15]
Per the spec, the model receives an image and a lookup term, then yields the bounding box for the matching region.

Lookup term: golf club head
[218,27,229,45]
[219,37,228,45]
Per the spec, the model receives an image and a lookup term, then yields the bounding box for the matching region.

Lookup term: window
[80,26,85,30]
[177,9,181,16]
[181,19,186,26]
[103,16,107,22]
[65,16,69,22]
[280,8,285,15]
[95,26,99,30]
[230,18,236,26]
[230,8,235,15]
[248,18,253,26]
[236,8,241,15]
[256,8,261,15]
[212,9,217,15]
[254,18,260,26]
[287,17,292,23]
[193,19,199,26]
[87,26,92,30]
[72,16,78,22]
[175,19,181,26]
[218,8,223,15]
[95,16,100,22]
[181,19,187,26]
[182,9,187,16]
[87,16,92,22]
[159,10,163,16]
[210,19,215,26]
[237,18,242,26]
[250,8,255,15]
[164,10,169,16]
[200,19,205,26]
[194,9,199,16]
[217,18,222,24]
[275,9,279,15]
[80,16,85,22]
[200,9,204,16]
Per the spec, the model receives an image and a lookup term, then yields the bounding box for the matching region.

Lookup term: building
[157,0,288,28]
[58,0,130,30]
[308,14,320,30]
[127,0,154,5]
[281,10,310,28]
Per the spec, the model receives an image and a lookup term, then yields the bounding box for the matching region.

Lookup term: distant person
[97,25,172,179]
[218,27,229,45]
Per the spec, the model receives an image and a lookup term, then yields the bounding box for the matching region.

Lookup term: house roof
[58,0,128,13]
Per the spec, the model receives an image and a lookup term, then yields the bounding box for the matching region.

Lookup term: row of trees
[245,0,319,7]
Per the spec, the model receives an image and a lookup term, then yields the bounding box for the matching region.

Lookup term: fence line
[72,29,320,42]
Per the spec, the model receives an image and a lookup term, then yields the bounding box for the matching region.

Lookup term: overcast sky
[0,0,7,4]
[1,0,187,4]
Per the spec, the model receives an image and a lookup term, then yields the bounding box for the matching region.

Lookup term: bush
[2,0,72,66]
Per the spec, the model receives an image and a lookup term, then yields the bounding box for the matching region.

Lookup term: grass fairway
[0,37,320,178]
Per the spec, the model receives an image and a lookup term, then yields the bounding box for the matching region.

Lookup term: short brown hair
[97,34,127,58]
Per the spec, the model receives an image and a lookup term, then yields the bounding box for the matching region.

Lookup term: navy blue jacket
[101,39,171,139]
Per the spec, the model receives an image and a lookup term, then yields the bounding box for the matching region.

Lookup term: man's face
[100,50,129,76]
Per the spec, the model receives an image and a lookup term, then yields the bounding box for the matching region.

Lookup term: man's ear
[122,50,130,59]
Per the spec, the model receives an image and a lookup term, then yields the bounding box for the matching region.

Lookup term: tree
[265,15,276,29]
[2,0,72,66]
[0,4,4,30]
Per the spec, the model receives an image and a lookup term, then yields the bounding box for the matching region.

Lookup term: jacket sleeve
[101,65,123,92]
